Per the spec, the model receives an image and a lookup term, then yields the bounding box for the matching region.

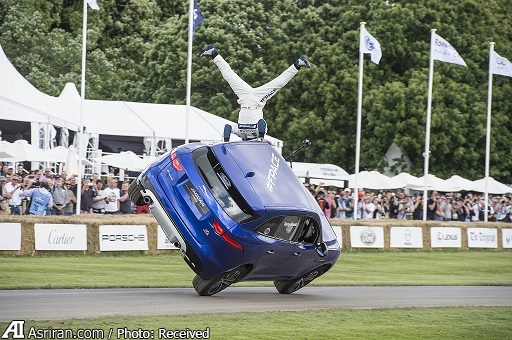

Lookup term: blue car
[128,141,340,296]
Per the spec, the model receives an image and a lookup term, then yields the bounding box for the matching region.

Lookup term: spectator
[103,178,120,215]
[426,191,438,221]
[0,176,9,215]
[63,179,76,216]
[80,179,96,214]
[412,195,423,220]
[20,180,53,215]
[388,193,399,219]
[362,195,376,219]
[4,175,23,215]
[51,175,68,215]
[119,181,133,214]
[403,195,415,220]
[92,179,106,214]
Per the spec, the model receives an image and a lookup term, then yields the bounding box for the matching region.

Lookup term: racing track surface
[1,286,511,321]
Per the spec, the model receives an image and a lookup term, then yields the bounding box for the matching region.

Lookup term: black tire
[192,265,249,296]
[128,180,144,206]
[274,264,331,294]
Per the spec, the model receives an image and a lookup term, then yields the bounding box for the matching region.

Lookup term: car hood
[211,142,315,211]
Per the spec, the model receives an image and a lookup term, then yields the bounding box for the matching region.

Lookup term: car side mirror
[316,242,328,258]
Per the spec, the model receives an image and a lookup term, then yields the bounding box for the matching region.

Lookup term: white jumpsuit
[214,55,299,140]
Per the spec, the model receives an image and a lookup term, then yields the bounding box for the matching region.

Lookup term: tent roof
[0,45,77,129]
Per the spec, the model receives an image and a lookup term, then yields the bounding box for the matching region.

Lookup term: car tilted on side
[129,141,340,296]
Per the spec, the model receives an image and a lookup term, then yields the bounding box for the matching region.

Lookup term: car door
[272,216,323,278]
[251,215,301,278]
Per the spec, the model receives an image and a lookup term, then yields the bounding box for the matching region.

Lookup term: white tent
[349,170,396,190]
[100,151,155,172]
[388,172,423,188]
[0,140,56,162]
[408,174,458,192]
[471,177,511,194]
[444,175,476,192]
[291,162,350,187]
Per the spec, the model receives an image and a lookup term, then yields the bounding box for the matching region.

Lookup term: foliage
[1,0,511,181]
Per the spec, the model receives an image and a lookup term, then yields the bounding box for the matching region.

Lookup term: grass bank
[1,250,511,289]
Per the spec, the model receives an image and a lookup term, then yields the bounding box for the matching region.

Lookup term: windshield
[193,147,256,223]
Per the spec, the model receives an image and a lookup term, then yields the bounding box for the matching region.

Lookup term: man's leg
[253,55,310,105]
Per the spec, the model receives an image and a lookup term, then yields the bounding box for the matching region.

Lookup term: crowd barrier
[0,215,511,255]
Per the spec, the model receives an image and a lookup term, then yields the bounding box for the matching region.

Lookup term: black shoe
[223,124,232,142]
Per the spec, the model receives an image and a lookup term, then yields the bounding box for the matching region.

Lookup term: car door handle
[266,250,274,254]
[293,252,301,257]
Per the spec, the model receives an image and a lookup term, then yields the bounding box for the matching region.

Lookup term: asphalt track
[1,286,511,321]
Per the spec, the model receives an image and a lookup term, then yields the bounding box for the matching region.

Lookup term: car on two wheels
[129,141,340,296]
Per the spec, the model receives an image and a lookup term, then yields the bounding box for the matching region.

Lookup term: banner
[332,226,342,248]
[0,223,21,250]
[350,226,384,248]
[490,50,512,77]
[390,227,423,248]
[99,225,148,251]
[467,228,497,248]
[430,227,461,248]
[502,228,512,249]
[157,225,179,250]
[432,33,467,66]
[35,224,87,251]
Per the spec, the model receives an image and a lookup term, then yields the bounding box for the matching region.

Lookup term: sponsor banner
[467,228,497,248]
[503,229,512,249]
[0,223,22,250]
[332,226,342,248]
[390,227,423,248]
[99,225,148,251]
[35,224,87,251]
[157,225,179,250]
[430,227,461,248]
[350,226,384,248]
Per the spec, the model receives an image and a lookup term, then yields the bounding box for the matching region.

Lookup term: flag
[360,26,382,64]
[432,33,466,66]
[87,0,100,10]
[193,2,204,35]
[490,50,512,78]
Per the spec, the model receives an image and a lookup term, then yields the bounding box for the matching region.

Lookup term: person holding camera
[3,175,24,215]
[51,175,68,216]
[103,178,120,215]
[20,180,53,215]
[496,197,511,222]
[80,179,96,214]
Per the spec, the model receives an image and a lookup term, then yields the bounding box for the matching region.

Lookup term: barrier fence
[1,216,511,254]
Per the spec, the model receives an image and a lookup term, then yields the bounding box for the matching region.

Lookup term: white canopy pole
[422,29,436,221]
[185,0,194,144]
[484,42,495,222]
[354,22,366,220]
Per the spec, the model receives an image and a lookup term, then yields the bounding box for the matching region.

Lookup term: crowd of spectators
[0,162,142,216]
[307,182,512,222]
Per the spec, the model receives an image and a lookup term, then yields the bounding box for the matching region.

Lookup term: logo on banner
[360,228,376,246]
[2,320,24,339]
[437,232,458,242]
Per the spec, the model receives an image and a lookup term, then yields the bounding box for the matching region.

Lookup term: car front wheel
[274,264,331,294]
[192,265,249,296]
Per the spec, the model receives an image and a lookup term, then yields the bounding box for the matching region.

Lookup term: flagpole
[484,42,495,222]
[185,0,195,144]
[354,22,365,220]
[422,28,436,221]
[76,0,89,215]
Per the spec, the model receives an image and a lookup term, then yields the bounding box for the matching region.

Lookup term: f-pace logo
[266,153,280,192]
[365,36,375,51]
[360,228,376,246]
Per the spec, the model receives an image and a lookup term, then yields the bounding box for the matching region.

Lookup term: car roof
[211,142,318,212]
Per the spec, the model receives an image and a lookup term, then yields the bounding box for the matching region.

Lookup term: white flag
[432,33,466,66]
[490,50,512,78]
[360,26,382,64]
[87,0,100,10]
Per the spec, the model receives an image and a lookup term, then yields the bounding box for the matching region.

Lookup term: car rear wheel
[274,264,331,294]
[128,180,144,206]
[192,265,249,296]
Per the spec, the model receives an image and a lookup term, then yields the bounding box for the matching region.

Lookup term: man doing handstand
[198,44,311,142]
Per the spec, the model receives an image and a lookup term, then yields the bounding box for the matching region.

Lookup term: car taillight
[171,151,184,172]
[212,219,243,251]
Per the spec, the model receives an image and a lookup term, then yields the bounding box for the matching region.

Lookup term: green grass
[1,250,511,289]
[1,307,511,339]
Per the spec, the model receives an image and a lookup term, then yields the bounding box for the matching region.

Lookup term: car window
[296,217,320,244]
[193,147,256,223]
[256,215,300,241]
